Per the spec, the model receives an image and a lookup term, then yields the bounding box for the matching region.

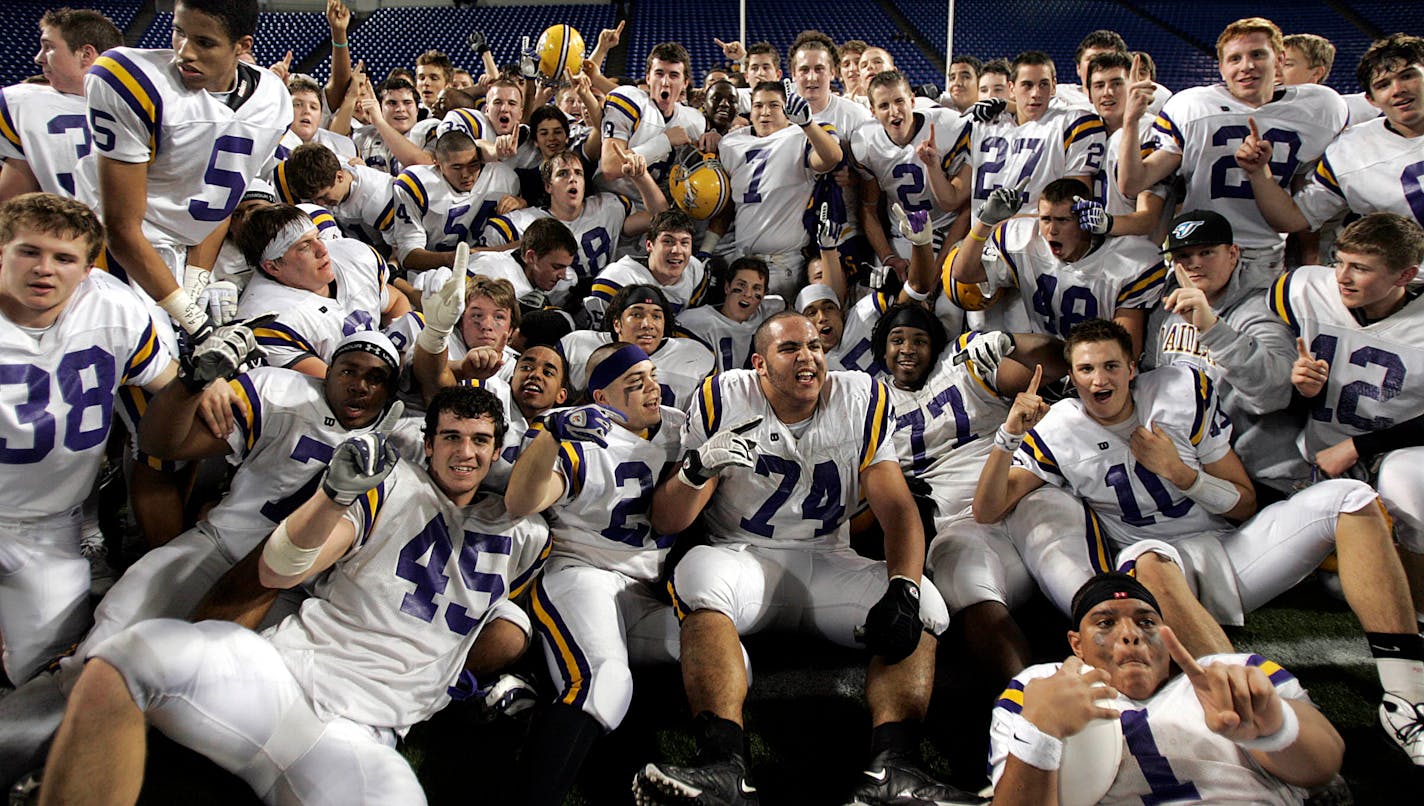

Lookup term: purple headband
[588,343,652,394]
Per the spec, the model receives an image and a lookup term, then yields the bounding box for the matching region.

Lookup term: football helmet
[668,150,731,220]
[533,24,585,81]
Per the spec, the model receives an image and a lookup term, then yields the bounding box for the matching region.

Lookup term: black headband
[1070,572,1161,628]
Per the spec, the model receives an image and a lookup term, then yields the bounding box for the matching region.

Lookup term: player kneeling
[38,386,551,804]
[989,572,1344,803]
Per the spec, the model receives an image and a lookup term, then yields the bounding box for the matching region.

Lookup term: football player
[989,573,1344,802]
[976,318,1424,763]
[938,54,981,113]
[390,130,519,272]
[1054,30,1172,116]
[951,178,1166,357]
[414,48,453,111]
[978,59,1010,102]
[1118,17,1348,289]
[632,312,980,806]
[233,204,408,376]
[719,81,843,298]
[562,284,714,410]
[0,194,174,684]
[1240,34,1424,240]
[677,257,787,372]
[274,75,356,161]
[79,0,291,349]
[0,8,122,201]
[969,51,1106,219]
[838,39,868,98]
[588,209,710,327]
[352,76,424,175]
[1079,52,1171,238]
[277,142,397,247]
[1280,33,1378,123]
[599,42,705,202]
[507,343,686,805]
[1271,213,1424,629]
[40,386,550,803]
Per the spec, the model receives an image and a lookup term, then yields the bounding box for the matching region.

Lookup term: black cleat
[845,750,987,805]
[632,754,758,806]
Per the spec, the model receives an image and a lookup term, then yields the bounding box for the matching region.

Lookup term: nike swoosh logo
[1371,644,1400,653]
[740,780,758,794]
[863,768,888,783]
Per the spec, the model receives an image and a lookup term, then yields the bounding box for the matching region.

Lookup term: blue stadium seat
[0,0,141,87]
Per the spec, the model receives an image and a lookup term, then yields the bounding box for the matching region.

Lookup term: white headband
[260,219,318,264]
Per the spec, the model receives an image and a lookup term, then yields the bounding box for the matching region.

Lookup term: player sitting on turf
[988,572,1343,803]
[39,386,551,804]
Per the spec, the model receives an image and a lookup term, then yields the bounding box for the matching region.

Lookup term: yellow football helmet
[668,150,731,220]
[534,24,585,80]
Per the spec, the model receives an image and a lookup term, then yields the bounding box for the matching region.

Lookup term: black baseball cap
[1161,210,1234,255]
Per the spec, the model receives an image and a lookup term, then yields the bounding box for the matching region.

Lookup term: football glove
[680,418,761,487]
[858,576,924,663]
[966,97,1007,123]
[953,330,1015,373]
[542,405,624,448]
[519,36,539,80]
[890,203,932,247]
[200,280,240,325]
[416,243,469,354]
[1072,195,1113,236]
[467,30,489,59]
[979,177,1029,227]
[784,89,812,127]
[180,314,272,392]
[321,402,404,506]
[816,202,845,249]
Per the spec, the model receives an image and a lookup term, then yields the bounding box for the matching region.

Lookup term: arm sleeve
[1196,296,1295,415]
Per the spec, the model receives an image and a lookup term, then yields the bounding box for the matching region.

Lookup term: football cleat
[1380,691,1424,765]
[633,754,758,805]
[532,24,585,81]
[478,672,539,721]
[845,750,987,805]
[668,150,731,221]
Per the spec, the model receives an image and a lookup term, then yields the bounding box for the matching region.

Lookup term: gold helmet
[668,150,730,220]
[534,24,585,80]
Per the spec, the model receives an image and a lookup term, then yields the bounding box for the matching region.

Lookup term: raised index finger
[1247,116,1260,139]
[1160,626,1206,680]
[1026,363,1043,395]
[1296,337,1313,361]
[1130,53,1142,81]
[1175,263,1197,290]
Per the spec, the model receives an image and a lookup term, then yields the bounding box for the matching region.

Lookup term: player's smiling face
[647,229,692,284]
[325,352,395,429]
[750,89,789,136]
[1170,243,1238,299]
[437,146,482,192]
[459,293,513,352]
[613,302,666,353]
[704,82,738,128]
[1069,598,1170,700]
[747,53,781,85]
[1012,64,1055,123]
[803,299,845,352]
[754,315,827,412]
[544,157,585,211]
[0,228,92,329]
[593,358,662,431]
[270,230,333,292]
[859,49,892,80]
[1037,199,1087,260]
[947,62,977,109]
[1219,32,1278,105]
[1368,60,1424,134]
[290,90,322,141]
[171,4,250,93]
[425,411,497,503]
[382,90,418,134]
[794,48,834,106]
[1069,338,1137,425]
[884,326,932,389]
[35,25,87,95]
[839,52,861,92]
[487,86,522,135]
[870,81,915,144]
[1334,249,1417,316]
[645,58,688,114]
[1088,67,1128,128]
[534,118,568,158]
[511,345,567,416]
[720,268,766,324]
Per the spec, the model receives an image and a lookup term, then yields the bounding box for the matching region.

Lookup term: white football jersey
[546,408,686,581]
[80,48,291,250]
[479,206,550,248]
[675,296,787,372]
[559,330,714,411]
[1294,118,1424,230]
[888,335,1009,512]
[810,94,873,142]
[210,368,424,557]
[1153,83,1348,250]
[682,369,897,549]
[485,193,633,282]
[390,161,518,263]
[274,158,396,247]
[810,94,874,241]
[851,108,972,254]
[991,654,1309,804]
[971,105,1107,218]
[436,107,496,143]
[826,290,893,374]
[266,465,550,729]
[237,238,389,368]
[590,255,711,322]
[1013,366,1234,549]
[0,272,170,517]
[720,124,821,255]
[599,86,705,199]
[351,123,420,176]
[0,83,92,197]
[274,127,357,162]
[1269,264,1424,456]
[981,218,1167,340]
[1101,120,1171,217]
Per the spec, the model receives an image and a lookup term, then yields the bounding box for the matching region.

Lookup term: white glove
[181,314,271,392]
[954,331,1015,373]
[784,82,812,127]
[519,35,539,80]
[201,280,240,325]
[416,243,468,354]
[816,202,844,249]
[890,203,932,247]
[183,264,213,299]
[979,177,1029,227]
[679,418,762,487]
[1072,195,1112,236]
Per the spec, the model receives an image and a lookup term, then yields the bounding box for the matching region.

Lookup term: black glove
[967,97,1007,124]
[859,576,924,663]
[468,30,489,59]
[913,83,940,100]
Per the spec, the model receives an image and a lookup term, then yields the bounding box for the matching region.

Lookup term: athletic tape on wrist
[261,521,324,577]
[1181,468,1241,514]
[994,425,1025,453]
[158,287,206,334]
[1006,714,1063,770]
[1236,699,1300,752]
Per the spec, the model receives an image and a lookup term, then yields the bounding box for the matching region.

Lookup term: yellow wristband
[968,229,988,242]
